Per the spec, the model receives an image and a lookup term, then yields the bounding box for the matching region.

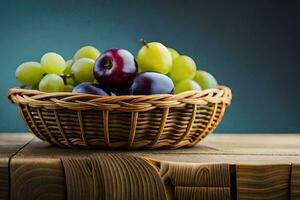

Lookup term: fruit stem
[103,58,113,69]
[60,74,72,78]
[60,74,72,85]
[140,38,149,48]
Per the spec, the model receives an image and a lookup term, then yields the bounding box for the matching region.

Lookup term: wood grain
[146,154,300,164]
[0,158,9,200]
[236,164,290,200]
[0,134,33,200]
[62,157,93,200]
[62,154,167,200]
[7,134,300,164]
[2,134,300,200]
[159,162,231,200]
[200,134,300,155]
[10,158,66,200]
[291,164,300,199]
[175,187,231,200]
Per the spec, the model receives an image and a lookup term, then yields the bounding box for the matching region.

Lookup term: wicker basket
[8,86,232,149]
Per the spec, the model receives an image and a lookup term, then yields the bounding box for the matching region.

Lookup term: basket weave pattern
[8,86,231,149]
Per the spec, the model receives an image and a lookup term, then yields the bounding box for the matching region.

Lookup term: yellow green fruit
[168,55,197,82]
[168,48,180,60]
[64,85,74,92]
[137,42,172,74]
[39,74,64,92]
[71,58,95,83]
[66,77,76,86]
[63,60,74,75]
[194,70,218,89]
[41,52,66,75]
[73,46,101,61]
[175,79,201,94]
[16,62,44,86]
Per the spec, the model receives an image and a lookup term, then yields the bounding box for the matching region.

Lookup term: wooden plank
[9,136,98,200]
[61,157,94,200]
[62,154,166,200]
[0,134,33,200]
[291,164,300,199]
[159,162,231,200]
[10,139,168,200]
[174,187,230,200]
[201,134,300,155]
[5,133,300,200]
[0,158,9,200]
[5,136,65,200]
[10,158,66,200]
[236,164,290,200]
[6,135,300,164]
[2,133,300,156]
[7,140,299,166]
[146,154,300,164]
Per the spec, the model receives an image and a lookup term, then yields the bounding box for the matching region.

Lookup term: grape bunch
[171,56,218,93]
[15,40,218,96]
[136,39,218,94]
[16,46,100,93]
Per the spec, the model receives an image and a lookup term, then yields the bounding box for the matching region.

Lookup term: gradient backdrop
[0,0,299,133]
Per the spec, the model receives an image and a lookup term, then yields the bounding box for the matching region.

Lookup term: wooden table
[0,133,299,200]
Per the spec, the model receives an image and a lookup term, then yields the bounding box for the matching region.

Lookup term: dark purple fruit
[94,48,137,89]
[128,72,174,95]
[72,82,114,96]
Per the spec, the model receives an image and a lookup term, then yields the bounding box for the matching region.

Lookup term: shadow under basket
[8,86,232,149]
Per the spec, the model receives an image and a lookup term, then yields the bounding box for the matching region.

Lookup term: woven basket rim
[8,85,232,112]
[8,85,232,98]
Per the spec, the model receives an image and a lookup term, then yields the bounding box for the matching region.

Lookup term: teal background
[0,0,299,132]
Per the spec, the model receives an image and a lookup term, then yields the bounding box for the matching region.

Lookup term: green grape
[39,74,64,92]
[175,79,201,94]
[16,62,44,86]
[64,85,74,92]
[137,41,172,74]
[71,58,95,83]
[66,77,76,86]
[194,70,218,89]
[168,48,180,60]
[41,52,66,74]
[73,46,101,61]
[168,55,197,82]
[63,60,74,75]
